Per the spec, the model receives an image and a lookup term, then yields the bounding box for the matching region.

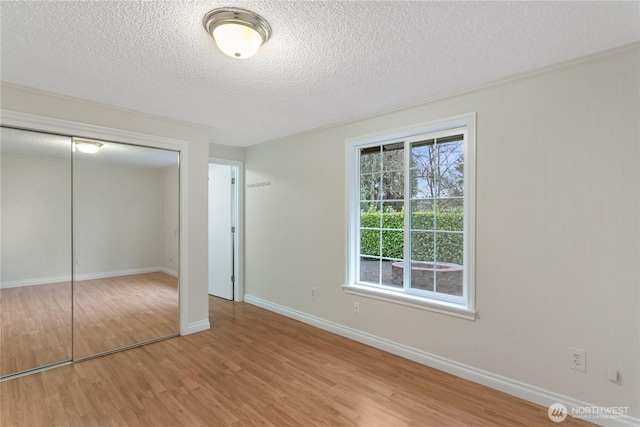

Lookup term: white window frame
[343,113,476,320]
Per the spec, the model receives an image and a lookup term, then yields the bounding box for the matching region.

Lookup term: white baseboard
[182,319,210,335]
[0,274,71,289]
[0,267,175,289]
[74,267,168,281]
[158,267,179,278]
[244,295,638,427]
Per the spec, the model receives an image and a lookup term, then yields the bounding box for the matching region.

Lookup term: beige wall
[161,164,180,274]
[209,142,245,161]
[244,45,639,416]
[2,147,179,284]
[0,83,210,328]
[1,153,72,283]
[73,160,164,275]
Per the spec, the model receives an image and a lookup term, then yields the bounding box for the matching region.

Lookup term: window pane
[360,229,380,257]
[435,198,463,231]
[435,232,463,265]
[360,202,380,227]
[381,202,403,229]
[410,167,435,199]
[434,266,463,296]
[411,200,434,231]
[409,261,435,292]
[436,134,464,144]
[382,143,404,171]
[359,257,380,284]
[437,164,464,197]
[360,172,380,201]
[382,201,403,213]
[351,122,472,311]
[382,260,400,288]
[437,197,463,210]
[381,230,403,259]
[360,146,381,173]
[411,139,435,168]
[382,171,404,200]
[436,140,464,165]
[411,231,434,262]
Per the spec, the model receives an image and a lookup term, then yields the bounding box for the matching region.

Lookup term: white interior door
[208,164,234,300]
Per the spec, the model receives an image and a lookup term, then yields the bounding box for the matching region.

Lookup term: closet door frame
[0,110,190,336]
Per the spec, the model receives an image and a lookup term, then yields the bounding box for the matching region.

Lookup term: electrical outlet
[569,347,586,372]
[310,287,317,300]
[353,301,360,314]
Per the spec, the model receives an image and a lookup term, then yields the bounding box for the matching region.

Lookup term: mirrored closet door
[1,127,73,377]
[72,140,180,359]
[1,126,180,378]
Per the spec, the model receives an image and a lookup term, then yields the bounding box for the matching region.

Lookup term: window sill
[342,284,476,320]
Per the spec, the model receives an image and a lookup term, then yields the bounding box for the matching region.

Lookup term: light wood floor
[1,272,178,377]
[0,282,72,376]
[1,296,593,426]
[74,271,178,359]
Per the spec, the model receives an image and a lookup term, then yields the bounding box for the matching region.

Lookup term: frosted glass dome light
[74,139,103,154]
[204,8,271,59]
[213,23,263,58]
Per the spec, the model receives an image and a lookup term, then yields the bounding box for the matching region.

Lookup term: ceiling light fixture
[74,139,103,154]
[203,8,271,59]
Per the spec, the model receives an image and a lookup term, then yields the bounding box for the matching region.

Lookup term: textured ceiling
[1,1,638,147]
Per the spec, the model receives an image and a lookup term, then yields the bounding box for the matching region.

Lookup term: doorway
[208,159,242,301]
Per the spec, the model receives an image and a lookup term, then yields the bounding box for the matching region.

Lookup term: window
[344,114,475,319]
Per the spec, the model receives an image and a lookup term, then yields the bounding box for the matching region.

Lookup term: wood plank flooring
[0,296,594,426]
[1,272,178,377]
[0,282,72,376]
[73,272,178,359]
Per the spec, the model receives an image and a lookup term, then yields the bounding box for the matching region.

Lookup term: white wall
[74,159,163,276]
[0,83,210,330]
[1,154,72,283]
[209,142,245,162]
[1,154,180,284]
[161,164,179,275]
[244,45,639,419]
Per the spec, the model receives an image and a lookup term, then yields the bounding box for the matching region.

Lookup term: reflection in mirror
[0,127,73,377]
[72,140,179,359]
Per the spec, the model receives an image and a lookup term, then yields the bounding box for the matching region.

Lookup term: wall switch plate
[608,367,618,382]
[569,347,586,372]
